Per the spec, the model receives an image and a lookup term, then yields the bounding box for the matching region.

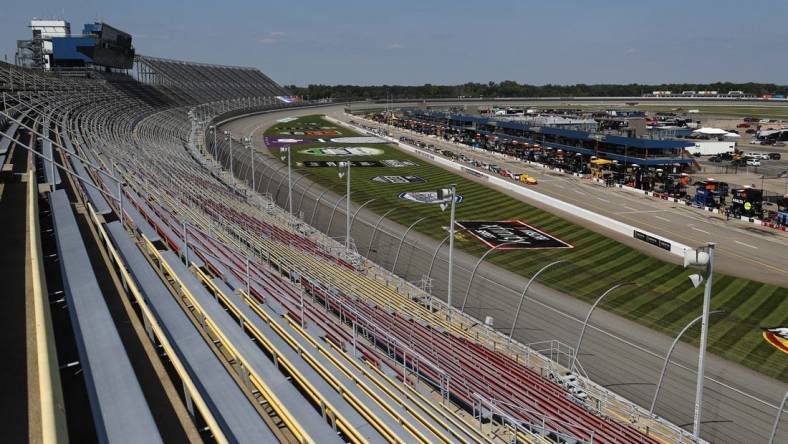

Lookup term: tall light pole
[243,136,255,193]
[338,160,351,252]
[280,145,293,216]
[438,184,457,321]
[223,129,233,187]
[684,243,716,439]
[209,125,217,163]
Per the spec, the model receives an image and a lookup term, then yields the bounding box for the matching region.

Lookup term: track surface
[221,105,788,444]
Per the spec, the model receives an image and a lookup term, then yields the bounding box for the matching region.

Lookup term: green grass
[266,115,788,381]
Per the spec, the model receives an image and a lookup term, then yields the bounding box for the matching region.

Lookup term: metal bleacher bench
[50,190,162,444]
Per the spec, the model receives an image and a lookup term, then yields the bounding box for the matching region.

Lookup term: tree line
[284,81,788,100]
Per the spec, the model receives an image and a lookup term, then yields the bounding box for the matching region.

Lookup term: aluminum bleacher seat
[104,221,277,443]
[50,190,162,444]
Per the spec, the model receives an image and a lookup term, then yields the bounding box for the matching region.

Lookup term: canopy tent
[693,127,740,138]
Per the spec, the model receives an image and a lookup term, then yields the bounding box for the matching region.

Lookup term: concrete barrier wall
[330,116,693,258]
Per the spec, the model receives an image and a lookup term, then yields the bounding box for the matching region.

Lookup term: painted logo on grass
[456,220,574,249]
[305,130,340,136]
[330,136,386,144]
[300,160,413,168]
[263,136,308,147]
[762,327,788,354]
[398,191,463,204]
[276,117,299,123]
[380,159,415,167]
[372,176,426,184]
[300,147,384,156]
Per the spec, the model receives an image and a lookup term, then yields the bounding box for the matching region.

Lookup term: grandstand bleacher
[0,58,700,443]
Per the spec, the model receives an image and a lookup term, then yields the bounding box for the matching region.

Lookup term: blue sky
[1,0,787,86]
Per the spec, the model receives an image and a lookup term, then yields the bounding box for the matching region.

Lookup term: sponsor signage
[276,117,299,123]
[398,191,463,204]
[414,150,435,160]
[301,147,384,156]
[462,166,488,180]
[372,175,426,184]
[633,230,671,251]
[380,159,415,167]
[762,327,788,354]
[457,220,574,249]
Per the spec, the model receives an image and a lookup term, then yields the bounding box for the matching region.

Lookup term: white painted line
[690,226,711,235]
[573,189,587,195]
[623,205,639,212]
[654,215,671,222]
[735,240,757,249]
[596,197,610,203]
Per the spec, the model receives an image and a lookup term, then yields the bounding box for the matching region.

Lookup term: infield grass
[265,115,788,381]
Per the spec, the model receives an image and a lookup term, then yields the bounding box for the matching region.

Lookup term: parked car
[737,123,751,128]
[773,142,786,147]
[760,153,772,160]
[769,153,782,160]
[745,129,756,134]
[746,159,761,166]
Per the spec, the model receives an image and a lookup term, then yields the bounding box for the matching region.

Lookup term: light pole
[572,282,637,371]
[650,310,724,415]
[223,130,233,187]
[438,184,457,321]
[508,260,566,340]
[209,125,217,163]
[337,160,351,252]
[243,136,254,193]
[280,145,293,216]
[460,241,518,314]
[683,243,716,439]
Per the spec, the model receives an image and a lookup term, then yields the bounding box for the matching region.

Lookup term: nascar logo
[398,191,463,204]
[762,327,788,354]
[301,147,383,156]
[372,176,426,184]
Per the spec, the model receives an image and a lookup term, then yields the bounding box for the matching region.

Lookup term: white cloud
[258,31,286,44]
[386,42,404,50]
